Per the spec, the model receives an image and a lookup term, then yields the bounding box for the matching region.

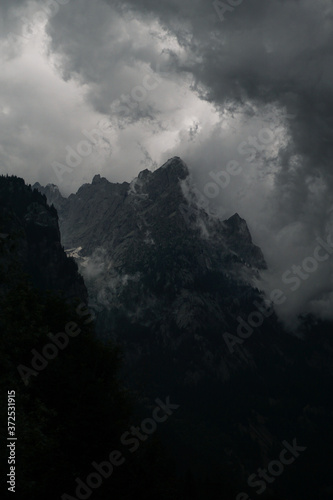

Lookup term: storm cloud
[1,0,333,325]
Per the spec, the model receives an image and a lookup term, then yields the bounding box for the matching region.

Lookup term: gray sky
[1,0,333,326]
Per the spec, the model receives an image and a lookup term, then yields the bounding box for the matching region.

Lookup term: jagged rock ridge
[35,158,277,384]
[23,163,333,497]
[0,175,87,302]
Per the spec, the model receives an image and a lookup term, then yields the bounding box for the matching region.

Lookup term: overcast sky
[1,0,333,326]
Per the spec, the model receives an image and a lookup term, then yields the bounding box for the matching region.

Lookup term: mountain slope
[35,158,273,379]
[1,175,196,500]
[0,175,87,302]
[34,160,333,499]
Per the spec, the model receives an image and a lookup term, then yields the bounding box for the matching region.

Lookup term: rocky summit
[11,161,333,497]
[35,159,329,389]
[35,157,276,382]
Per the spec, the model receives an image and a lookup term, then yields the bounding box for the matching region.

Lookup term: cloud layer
[1,0,333,325]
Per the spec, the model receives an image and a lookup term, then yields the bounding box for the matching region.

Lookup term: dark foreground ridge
[1,159,331,499]
[34,158,333,499]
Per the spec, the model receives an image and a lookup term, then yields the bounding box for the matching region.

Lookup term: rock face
[29,161,333,497]
[0,175,87,303]
[34,158,278,383]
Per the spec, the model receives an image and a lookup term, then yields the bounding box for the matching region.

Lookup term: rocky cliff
[0,175,87,303]
[31,160,333,498]
[34,158,275,381]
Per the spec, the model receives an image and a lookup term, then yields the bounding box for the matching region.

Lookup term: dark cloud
[1,0,333,324]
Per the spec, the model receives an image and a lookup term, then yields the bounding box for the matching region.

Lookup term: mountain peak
[92,174,109,184]
[33,181,65,206]
[45,183,60,193]
[160,156,189,176]
[225,212,251,238]
[138,169,152,181]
